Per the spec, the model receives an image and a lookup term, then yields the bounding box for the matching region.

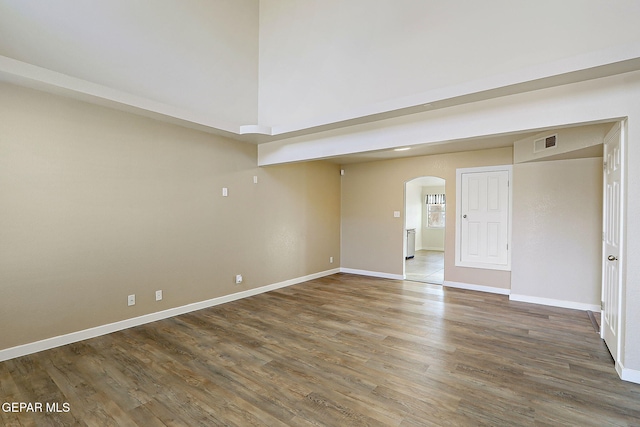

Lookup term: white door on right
[602,122,624,362]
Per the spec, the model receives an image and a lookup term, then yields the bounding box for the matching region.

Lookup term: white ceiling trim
[3,41,640,145]
[0,55,242,139]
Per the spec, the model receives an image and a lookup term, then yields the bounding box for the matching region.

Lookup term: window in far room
[426,194,445,228]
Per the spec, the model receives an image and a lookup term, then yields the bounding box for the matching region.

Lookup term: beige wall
[511,157,603,306]
[341,147,513,289]
[0,83,340,351]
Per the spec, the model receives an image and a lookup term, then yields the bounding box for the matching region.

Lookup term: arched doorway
[404,176,445,284]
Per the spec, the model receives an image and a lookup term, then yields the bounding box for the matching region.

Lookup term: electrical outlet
[222,187,228,197]
[127,294,135,306]
[330,256,333,263]
[155,290,163,301]
[253,176,258,184]
[235,274,243,284]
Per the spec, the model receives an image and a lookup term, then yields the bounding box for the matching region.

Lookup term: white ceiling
[326,131,539,164]
[321,121,613,165]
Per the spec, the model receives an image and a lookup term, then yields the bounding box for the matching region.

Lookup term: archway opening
[404,176,445,284]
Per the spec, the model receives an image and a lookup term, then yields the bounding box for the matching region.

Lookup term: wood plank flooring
[1,273,639,426]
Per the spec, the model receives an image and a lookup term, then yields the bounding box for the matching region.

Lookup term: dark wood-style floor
[1,273,639,426]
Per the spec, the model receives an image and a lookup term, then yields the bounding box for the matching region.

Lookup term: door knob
[608,255,618,261]
[463,214,467,218]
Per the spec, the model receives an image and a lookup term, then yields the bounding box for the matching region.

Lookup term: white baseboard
[509,294,600,312]
[443,280,510,295]
[421,247,444,252]
[0,268,340,362]
[617,361,640,384]
[339,268,404,280]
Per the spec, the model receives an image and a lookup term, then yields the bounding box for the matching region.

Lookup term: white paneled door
[457,167,511,270]
[602,122,624,362]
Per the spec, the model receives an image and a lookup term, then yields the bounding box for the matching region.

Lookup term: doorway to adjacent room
[404,176,445,284]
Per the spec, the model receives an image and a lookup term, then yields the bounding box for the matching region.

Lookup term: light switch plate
[394,211,401,218]
[222,187,228,197]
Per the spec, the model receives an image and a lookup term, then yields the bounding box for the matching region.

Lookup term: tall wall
[341,147,513,289]
[258,0,640,126]
[0,83,341,351]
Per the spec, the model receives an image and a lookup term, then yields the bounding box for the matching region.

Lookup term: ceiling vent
[533,134,558,153]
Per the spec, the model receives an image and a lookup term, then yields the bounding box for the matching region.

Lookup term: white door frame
[455,165,512,271]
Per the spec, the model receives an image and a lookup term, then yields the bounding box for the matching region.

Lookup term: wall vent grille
[533,134,558,153]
